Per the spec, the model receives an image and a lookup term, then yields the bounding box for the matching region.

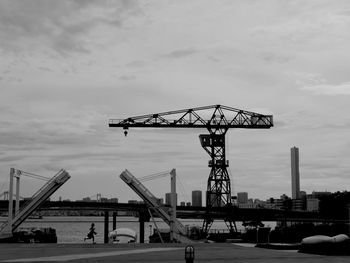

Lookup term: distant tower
[291,146,300,199]
[192,190,202,207]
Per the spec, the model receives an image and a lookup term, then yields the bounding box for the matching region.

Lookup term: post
[149,224,152,237]
[8,168,15,229]
[185,245,195,263]
[170,168,176,242]
[139,215,145,243]
[104,210,109,244]
[113,212,117,230]
[348,203,350,237]
[15,172,20,215]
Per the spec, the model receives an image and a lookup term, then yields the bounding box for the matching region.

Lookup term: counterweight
[109,104,273,233]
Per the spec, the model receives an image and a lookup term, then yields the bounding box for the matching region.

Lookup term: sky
[1,0,350,203]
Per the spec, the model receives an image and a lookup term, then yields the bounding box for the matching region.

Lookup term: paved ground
[0,243,349,263]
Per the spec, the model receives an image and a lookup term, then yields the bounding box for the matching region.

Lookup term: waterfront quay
[0,243,349,263]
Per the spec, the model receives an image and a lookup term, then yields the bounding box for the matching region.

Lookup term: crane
[109,104,273,233]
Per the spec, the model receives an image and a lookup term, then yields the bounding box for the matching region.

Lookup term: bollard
[185,245,195,263]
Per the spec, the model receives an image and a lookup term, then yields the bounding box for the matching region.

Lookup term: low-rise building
[307,198,320,211]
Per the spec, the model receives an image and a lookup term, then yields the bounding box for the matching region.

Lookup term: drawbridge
[120,169,192,242]
[0,169,70,239]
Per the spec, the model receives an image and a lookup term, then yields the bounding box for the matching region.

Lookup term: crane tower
[109,104,273,233]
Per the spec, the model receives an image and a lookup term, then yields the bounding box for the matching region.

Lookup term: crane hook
[124,130,128,137]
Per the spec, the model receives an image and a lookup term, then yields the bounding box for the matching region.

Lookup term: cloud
[125,60,146,68]
[162,47,198,59]
[207,56,220,62]
[255,2,347,41]
[0,0,141,55]
[302,82,350,95]
[120,74,136,81]
[260,52,291,64]
[0,155,27,163]
[37,66,53,72]
[316,122,350,130]
[1,1,350,201]
[338,9,350,16]
[294,72,325,87]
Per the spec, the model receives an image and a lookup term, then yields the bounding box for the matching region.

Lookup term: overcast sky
[1,0,350,203]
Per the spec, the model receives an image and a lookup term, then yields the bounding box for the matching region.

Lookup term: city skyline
[1,1,350,202]
[56,186,337,205]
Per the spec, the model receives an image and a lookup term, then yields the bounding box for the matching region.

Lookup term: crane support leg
[199,133,236,233]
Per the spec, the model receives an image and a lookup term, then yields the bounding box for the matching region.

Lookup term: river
[0,216,276,243]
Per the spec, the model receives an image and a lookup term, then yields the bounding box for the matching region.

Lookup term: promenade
[0,243,349,263]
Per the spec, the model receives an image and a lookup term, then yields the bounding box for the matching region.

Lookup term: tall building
[237,192,248,204]
[291,146,300,199]
[192,190,202,207]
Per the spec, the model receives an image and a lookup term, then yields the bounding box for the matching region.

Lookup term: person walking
[84,223,97,244]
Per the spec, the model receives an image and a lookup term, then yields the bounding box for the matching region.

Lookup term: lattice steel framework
[109,105,273,233]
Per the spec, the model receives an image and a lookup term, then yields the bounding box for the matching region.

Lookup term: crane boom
[109,104,273,233]
[109,104,273,131]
